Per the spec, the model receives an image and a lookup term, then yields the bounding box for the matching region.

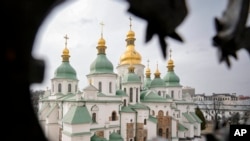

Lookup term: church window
[111,111,117,121]
[158,128,163,137]
[98,81,102,92]
[109,82,112,93]
[92,113,96,123]
[58,83,62,92]
[166,128,169,138]
[152,110,155,116]
[68,84,71,92]
[171,90,174,98]
[166,111,168,116]
[75,85,77,92]
[129,88,133,102]
[52,84,54,92]
[124,88,126,93]
[124,99,127,106]
[144,119,147,125]
[158,110,164,117]
[136,88,138,102]
[158,91,161,96]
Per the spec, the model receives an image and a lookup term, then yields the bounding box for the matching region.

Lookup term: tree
[125,0,250,68]
[195,106,206,130]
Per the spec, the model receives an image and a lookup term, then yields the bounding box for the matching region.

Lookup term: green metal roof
[149,77,166,88]
[91,134,108,141]
[129,103,149,110]
[90,54,114,74]
[144,77,152,88]
[116,90,127,96]
[190,112,202,123]
[148,115,157,123]
[109,132,123,141]
[178,123,188,131]
[120,106,135,113]
[163,71,181,87]
[182,112,196,123]
[122,72,141,83]
[54,62,77,80]
[140,91,167,102]
[62,106,92,124]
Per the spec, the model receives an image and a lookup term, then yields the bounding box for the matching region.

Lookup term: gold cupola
[97,22,107,54]
[154,62,161,78]
[62,34,70,62]
[120,17,142,65]
[167,49,175,71]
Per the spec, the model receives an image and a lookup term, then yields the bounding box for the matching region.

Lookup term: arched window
[124,88,126,93]
[75,85,77,92]
[166,111,168,116]
[92,113,96,123]
[112,111,117,121]
[144,119,147,125]
[129,87,133,102]
[52,84,54,92]
[158,128,163,137]
[109,82,112,93]
[124,99,127,106]
[166,128,169,138]
[58,83,62,92]
[158,110,164,117]
[98,81,102,92]
[171,90,174,98]
[152,110,155,116]
[158,91,161,96]
[68,84,71,92]
[136,88,138,102]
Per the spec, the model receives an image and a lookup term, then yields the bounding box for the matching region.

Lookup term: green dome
[122,73,140,83]
[149,78,165,88]
[116,90,127,96]
[91,134,107,141]
[141,91,167,102]
[90,54,114,74]
[144,77,152,89]
[109,132,123,141]
[54,62,77,80]
[163,71,181,87]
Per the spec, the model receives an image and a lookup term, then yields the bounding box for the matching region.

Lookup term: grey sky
[31,0,250,96]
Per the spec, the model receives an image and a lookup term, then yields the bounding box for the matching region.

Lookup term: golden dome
[120,46,141,65]
[167,49,175,71]
[127,30,135,39]
[98,37,106,46]
[62,34,70,62]
[120,17,141,65]
[63,47,69,56]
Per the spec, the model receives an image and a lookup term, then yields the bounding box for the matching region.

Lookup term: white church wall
[147,120,157,140]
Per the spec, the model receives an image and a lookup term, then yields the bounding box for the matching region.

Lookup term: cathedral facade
[38,23,202,141]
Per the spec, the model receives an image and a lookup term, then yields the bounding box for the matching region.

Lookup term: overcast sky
[31,0,250,96]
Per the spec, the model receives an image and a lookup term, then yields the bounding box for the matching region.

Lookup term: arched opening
[58,83,62,92]
[98,81,102,92]
[111,111,117,121]
[68,84,71,92]
[158,128,163,137]
[166,128,169,138]
[124,99,127,106]
[109,82,112,93]
[92,113,96,123]
[158,110,164,117]
[144,119,147,125]
[129,87,133,102]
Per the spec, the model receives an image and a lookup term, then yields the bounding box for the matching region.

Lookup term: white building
[38,22,202,141]
[193,93,250,121]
